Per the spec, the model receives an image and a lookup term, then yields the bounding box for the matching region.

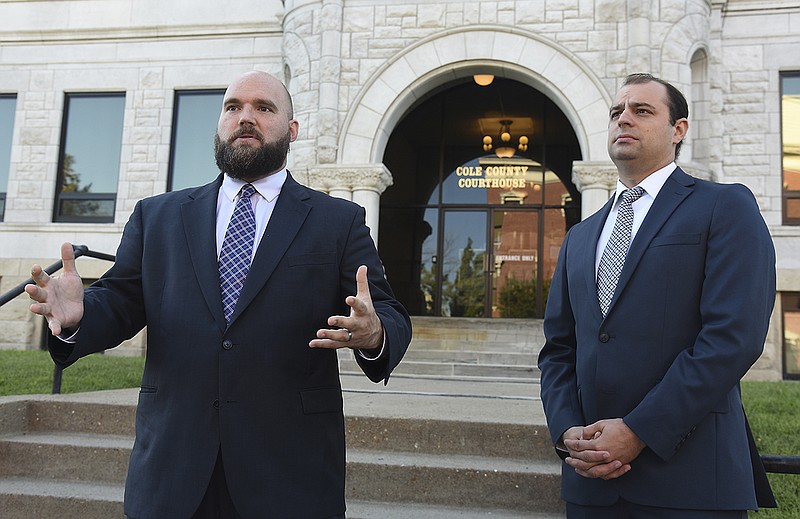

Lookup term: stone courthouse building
[0,0,799,379]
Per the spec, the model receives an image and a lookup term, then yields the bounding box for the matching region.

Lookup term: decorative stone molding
[307,164,393,194]
[571,161,618,191]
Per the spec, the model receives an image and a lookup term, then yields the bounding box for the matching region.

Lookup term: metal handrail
[762,454,800,475]
[0,244,115,307]
[0,244,115,394]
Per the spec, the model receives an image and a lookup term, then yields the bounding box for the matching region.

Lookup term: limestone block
[374,25,402,39]
[377,59,414,96]
[445,9,464,26]
[343,7,374,32]
[134,109,161,127]
[462,3,480,24]
[517,0,546,23]
[18,128,50,146]
[478,3,498,24]
[129,127,161,145]
[29,71,55,91]
[495,10,513,26]
[138,70,163,90]
[556,31,589,49]
[722,45,763,71]
[418,4,446,28]
[386,4,416,18]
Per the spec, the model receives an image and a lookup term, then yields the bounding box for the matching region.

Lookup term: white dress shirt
[595,162,676,275]
[216,170,286,260]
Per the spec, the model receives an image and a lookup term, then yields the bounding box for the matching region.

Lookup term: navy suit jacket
[538,167,775,510]
[49,173,412,518]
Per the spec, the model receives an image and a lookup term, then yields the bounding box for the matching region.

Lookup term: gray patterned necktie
[596,186,646,317]
[219,184,257,324]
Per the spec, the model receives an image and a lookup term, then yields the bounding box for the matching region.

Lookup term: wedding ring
[346,329,352,342]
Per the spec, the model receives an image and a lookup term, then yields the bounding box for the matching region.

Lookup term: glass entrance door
[440,210,488,317]
[436,208,541,318]
[490,209,540,318]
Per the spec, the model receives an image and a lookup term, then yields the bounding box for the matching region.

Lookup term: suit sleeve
[340,206,412,384]
[49,200,148,368]
[624,184,776,461]
[538,227,585,446]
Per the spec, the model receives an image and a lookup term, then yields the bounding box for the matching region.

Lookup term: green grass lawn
[743,380,800,518]
[0,349,144,396]
[0,351,798,516]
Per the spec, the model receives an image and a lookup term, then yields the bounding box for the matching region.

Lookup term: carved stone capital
[307,164,394,194]
[571,161,618,191]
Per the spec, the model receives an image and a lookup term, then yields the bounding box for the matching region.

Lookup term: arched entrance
[380,77,582,318]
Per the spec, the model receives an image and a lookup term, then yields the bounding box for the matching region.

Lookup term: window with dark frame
[781,72,800,225]
[168,89,225,192]
[0,94,16,222]
[782,292,800,380]
[54,92,125,223]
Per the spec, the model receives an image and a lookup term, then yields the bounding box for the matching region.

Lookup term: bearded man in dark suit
[26,71,412,519]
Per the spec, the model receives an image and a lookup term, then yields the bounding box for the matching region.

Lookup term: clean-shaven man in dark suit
[538,73,776,518]
[26,71,412,518]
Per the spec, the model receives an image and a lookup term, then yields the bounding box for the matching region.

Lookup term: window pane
[169,90,224,191]
[782,74,800,224]
[0,95,16,221]
[786,197,800,222]
[61,95,124,193]
[58,197,115,219]
[56,93,124,221]
[783,293,800,379]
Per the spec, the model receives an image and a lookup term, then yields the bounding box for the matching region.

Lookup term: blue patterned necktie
[596,186,646,318]
[219,184,257,324]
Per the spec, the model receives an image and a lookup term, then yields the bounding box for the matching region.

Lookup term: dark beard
[214,128,291,181]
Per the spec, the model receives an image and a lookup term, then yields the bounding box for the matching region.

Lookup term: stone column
[317,0,343,165]
[627,0,652,73]
[572,161,619,220]
[307,164,393,245]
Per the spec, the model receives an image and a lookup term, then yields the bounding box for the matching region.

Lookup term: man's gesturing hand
[310,265,384,351]
[25,242,85,336]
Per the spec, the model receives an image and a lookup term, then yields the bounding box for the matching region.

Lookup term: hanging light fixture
[473,74,495,86]
[483,119,528,158]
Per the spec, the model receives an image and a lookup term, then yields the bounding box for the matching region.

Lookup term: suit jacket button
[599,333,610,343]
[213,399,220,410]
[222,340,233,350]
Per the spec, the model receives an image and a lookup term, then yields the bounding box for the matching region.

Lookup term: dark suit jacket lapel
[230,173,312,326]
[608,168,694,315]
[181,175,227,331]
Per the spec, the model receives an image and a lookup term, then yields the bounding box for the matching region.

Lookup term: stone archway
[338,26,612,166]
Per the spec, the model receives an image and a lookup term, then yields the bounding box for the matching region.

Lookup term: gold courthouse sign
[455,165,531,189]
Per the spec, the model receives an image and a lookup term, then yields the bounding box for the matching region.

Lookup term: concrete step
[345,317,545,381]
[0,481,561,519]
[0,373,563,518]
[0,431,131,483]
[2,403,551,461]
[346,500,562,519]
[0,478,124,519]
[410,317,544,354]
[340,355,540,381]
[346,449,562,514]
[385,349,539,366]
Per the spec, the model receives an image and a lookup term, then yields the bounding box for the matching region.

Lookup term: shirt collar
[221,169,287,203]
[613,162,676,204]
